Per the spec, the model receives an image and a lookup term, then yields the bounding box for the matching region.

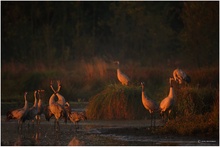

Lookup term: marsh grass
[158,70,218,137]
[2,59,219,135]
[86,84,147,120]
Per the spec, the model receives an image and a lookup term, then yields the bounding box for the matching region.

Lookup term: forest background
[1,1,219,103]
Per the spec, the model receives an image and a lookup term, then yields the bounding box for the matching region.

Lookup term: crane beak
[113,61,119,64]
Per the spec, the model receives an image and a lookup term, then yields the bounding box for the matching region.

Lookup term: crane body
[173,68,191,84]
[160,78,175,121]
[141,82,159,128]
[6,92,29,130]
[22,91,38,128]
[114,61,130,86]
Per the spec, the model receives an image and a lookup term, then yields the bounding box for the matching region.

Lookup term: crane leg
[18,120,23,132]
[150,113,153,129]
[57,121,60,132]
[153,114,156,128]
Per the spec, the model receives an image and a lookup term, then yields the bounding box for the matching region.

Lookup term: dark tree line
[2,1,219,68]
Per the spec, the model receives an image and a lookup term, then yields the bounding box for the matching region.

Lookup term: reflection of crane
[6,92,29,130]
[68,137,85,146]
[173,68,191,84]
[141,82,159,128]
[160,78,175,121]
[35,90,45,126]
[22,91,38,128]
[114,61,130,85]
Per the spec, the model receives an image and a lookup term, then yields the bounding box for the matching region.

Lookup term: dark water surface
[1,117,219,146]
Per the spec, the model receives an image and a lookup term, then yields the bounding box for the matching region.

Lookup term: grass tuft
[86,84,147,120]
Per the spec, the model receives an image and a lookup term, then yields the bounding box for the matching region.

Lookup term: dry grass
[86,84,147,120]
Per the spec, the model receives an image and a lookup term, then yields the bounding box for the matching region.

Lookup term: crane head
[141,82,145,89]
[113,61,119,65]
[184,75,191,83]
[169,77,174,87]
[65,102,70,107]
[24,92,28,96]
[37,89,45,94]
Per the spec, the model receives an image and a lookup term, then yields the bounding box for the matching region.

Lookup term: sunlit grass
[2,59,219,136]
[86,84,147,120]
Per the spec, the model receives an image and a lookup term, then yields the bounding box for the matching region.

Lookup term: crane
[50,80,66,106]
[64,102,72,115]
[35,90,45,126]
[141,82,159,128]
[22,90,38,128]
[114,61,130,86]
[48,81,67,131]
[50,80,68,123]
[68,112,87,130]
[64,102,87,130]
[160,77,175,121]
[173,68,191,84]
[6,92,29,130]
[48,93,65,131]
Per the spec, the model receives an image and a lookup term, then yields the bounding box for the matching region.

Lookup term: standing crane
[141,82,159,128]
[160,78,176,121]
[68,112,87,130]
[22,90,38,128]
[65,102,87,130]
[47,81,67,131]
[50,80,68,123]
[6,92,29,130]
[35,90,45,126]
[173,68,191,84]
[114,61,130,86]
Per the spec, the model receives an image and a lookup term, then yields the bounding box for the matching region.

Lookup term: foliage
[180,2,219,67]
[2,2,218,67]
[86,84,147,120]
[159,111,219,136]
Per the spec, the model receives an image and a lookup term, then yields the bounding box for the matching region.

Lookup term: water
[1,117,219,146]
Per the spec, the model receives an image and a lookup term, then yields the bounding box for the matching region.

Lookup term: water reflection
[13,131,35,146]
[12,126,63,146]
[68,136,85,146]
[2,120,218,146]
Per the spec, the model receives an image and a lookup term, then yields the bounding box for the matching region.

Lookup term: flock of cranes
[6,60,191,131]
[114,61,191,128]
[6,81,86,131]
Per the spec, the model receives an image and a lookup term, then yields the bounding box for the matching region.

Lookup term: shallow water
[1,117,219,146]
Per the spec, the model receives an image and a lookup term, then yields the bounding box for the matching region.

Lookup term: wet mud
[1,117,219,146]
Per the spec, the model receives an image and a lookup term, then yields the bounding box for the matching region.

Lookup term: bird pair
[6,90,44,130]
[141,68,191,128]
[115,61,191,86]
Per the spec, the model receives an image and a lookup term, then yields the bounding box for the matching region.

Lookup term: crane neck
[38,98,42,107]
[168,86,175,98]
[34,92,38,107]
[56,93,66,106]
[117,68,121,74]
[49,94,56,105]
[23,93,28,110]
[141,85,149,100]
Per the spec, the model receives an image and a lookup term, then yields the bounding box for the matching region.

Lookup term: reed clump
[86,84,147,120]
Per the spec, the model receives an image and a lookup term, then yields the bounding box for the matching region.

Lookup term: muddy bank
[1,118,219,146]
